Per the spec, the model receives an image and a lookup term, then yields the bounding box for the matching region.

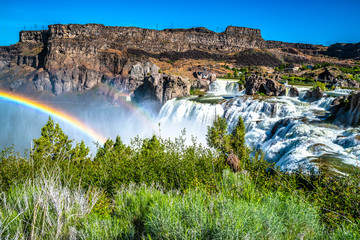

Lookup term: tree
[31,117,89,164]
[206,116,231,155]
[231,116,247,161]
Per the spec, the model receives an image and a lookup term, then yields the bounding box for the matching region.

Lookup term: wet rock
[269,118,293,138]
[304,86,324,101]
[245,74,285,96]
[329,90,360,126]
[289,87,299,97]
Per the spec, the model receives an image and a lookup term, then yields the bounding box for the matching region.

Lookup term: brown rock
[304,86,324,101]
[289,87,299,97]
[330,91,360,126]
[245,74,286,96]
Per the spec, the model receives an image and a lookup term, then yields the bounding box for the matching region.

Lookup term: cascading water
[158,82,360,172]
[208,79,241,96]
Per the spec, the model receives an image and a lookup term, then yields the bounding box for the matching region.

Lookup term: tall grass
[1,170,359,239]
[0,171,100,239]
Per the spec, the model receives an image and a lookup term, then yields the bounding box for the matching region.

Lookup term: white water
[208,79,241,96]
[158,80,360,171]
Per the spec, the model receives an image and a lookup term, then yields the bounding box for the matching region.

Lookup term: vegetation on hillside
[0,117,359,239]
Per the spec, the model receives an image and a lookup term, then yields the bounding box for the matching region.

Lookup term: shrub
[312,82,327,91]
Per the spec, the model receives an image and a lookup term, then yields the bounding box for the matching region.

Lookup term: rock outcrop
[245,74,286,96]
[326,42,360,60]
[304,86,324,101]
[329,91,360,126]
[133,74,190,111]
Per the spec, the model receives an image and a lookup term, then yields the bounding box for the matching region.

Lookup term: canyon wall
[1,23,346,106]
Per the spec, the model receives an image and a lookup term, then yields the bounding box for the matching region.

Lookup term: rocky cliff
[326,42,360,60]
[1,24,270,101]
[0,23,355,107]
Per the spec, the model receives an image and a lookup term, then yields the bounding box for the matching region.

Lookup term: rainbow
[0,90,108,144]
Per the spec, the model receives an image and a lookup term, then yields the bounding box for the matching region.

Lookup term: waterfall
[209,79,241,96]
[157,89,360,172]
[158,98,224,143]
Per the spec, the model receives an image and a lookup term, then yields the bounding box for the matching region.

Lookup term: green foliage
[312,82,327,91]
[238,76,245,85]
[224,64,231,70]
[1,117,360,237]
[233,68,238,77]
[275,64,288,71]
[231,116,247,163]
[312,62,331,70]
[339,66,360,74]
[190,87,205,95]
[281,75,315,83]
[31,116,89,164]
[206,116,231,155]
[0,146,30,192]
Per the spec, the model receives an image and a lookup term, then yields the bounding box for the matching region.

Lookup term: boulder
[192,79,209,91]
[193,70,216,83]
[245,74,285,96]
[289,87,299,97]
[304,86,324,101]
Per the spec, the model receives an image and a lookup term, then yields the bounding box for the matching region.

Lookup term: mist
[0,93,211,155]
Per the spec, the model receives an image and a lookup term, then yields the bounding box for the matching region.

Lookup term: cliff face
[8,24,269,98]
[326,43,360,60]
[42,24,265,54]
[0,23,350,107]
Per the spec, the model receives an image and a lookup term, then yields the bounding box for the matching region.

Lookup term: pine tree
[206,116,231,155]
[31,117,89,164]
[231,116,247,161]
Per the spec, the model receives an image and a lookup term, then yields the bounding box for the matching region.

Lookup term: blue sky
[1,0,359,46]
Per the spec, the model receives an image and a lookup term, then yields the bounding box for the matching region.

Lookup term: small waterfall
[209,80,240,95]
[313,96,335,110]
[284,80,290,97]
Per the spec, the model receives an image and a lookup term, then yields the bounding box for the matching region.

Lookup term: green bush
[312,82,327,91]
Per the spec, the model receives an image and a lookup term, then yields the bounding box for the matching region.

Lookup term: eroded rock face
[330,91,360,126]
[133,74,190,111]
[245,74,285,96]
[304,86,324,101]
